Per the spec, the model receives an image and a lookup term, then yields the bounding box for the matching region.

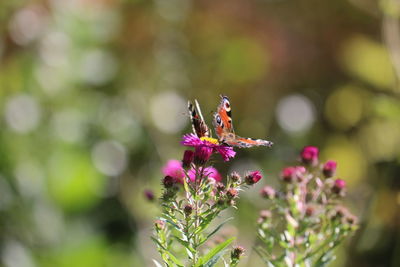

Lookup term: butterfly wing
[213,95,234,141]
[188,99,211,138]
[225,136,273,148]
[213,95,273,148]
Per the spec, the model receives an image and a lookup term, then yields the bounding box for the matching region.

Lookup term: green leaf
[164,218,182,232]
[164,251,184,267]
[183,175,190,194]
[151,237,166,250]
[174,237,196,254]
[199,218,233,246]
[195,213,218,235]
[197,237,235,267]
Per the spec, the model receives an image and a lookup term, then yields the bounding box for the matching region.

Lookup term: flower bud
[231,246,245,261]
[216,182,225,192]
[305,205,315,217]
[332,179,346,195]
[346,214,358,225]
[217,198,226,207]
[229,171,241,183]
[227,199,236,206]
[301,146,319,166]
[194,146,212,165]
[155,220,165,230]
[162,188,177,200]
[245,171,262,185]
[332,206,348,220]
[144,189,155,202]
[163,175,175,188]
[226,188,238,199]
[323,160,337,178]
[182,150,194,168]
[184,204,193,216]
[259,210,272,220]
[281,166,306,183]
[260,186,276,199]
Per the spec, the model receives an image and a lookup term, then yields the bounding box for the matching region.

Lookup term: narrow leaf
[164,251,184,267]
[151,236,166,250]
[174,236,196,254]
[199,218,233,246]
[198,237,235,267]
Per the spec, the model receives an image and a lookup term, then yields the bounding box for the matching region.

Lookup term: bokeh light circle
[276,94,315,134]
[92,140,128,177]
[150,91,187,134]
[5,94,41,134]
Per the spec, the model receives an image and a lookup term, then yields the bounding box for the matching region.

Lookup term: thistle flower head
[229,171,241,183]
[281,166,306,183]
[163,176,175,188]
[194,146,213,165]
[301,146,319,166]
[323,160,337,178]
[260,186,276,199]
[162,160,185,183]
[182,150,194,168]
[245,170,262,185]
[226,187,238,199]
[182,134,236,162]
[332,178,346,195]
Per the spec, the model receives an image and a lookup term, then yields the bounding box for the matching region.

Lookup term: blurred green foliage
[0,0,400,266]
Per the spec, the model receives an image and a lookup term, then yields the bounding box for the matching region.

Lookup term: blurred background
[1,0,400,266]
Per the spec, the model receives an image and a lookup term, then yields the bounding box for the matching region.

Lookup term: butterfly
[188,95,273,148]
[188,99,212,138]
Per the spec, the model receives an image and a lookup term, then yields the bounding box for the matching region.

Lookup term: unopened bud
[332,179,346,195]
[216,182,225,192]
[231,246,245,260]
[163,176,175,188]
[184,204,193,216]
[323,160,337,178]
[155,220,165,230]
[226,188,238,199]
[229,171,241,183]
[260,186,275,199]
[245,171,262,185]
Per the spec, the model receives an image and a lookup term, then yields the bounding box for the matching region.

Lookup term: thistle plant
[153,134,262,267]
[255,146,358,267]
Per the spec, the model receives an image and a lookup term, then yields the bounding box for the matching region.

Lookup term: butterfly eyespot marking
[216,114,222,125]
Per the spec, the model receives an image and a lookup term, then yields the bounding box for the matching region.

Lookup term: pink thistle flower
[332,178,346,195]
[181,134,236,162]
[245,170,263,185]
[301,146,319,166]
[182,150,194,168]
[323,160,337,178]
[162,160,185,183]
[194,146,213,165]
[281,166,306,183]
[188,167,222,182]
[260,186,276,199]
